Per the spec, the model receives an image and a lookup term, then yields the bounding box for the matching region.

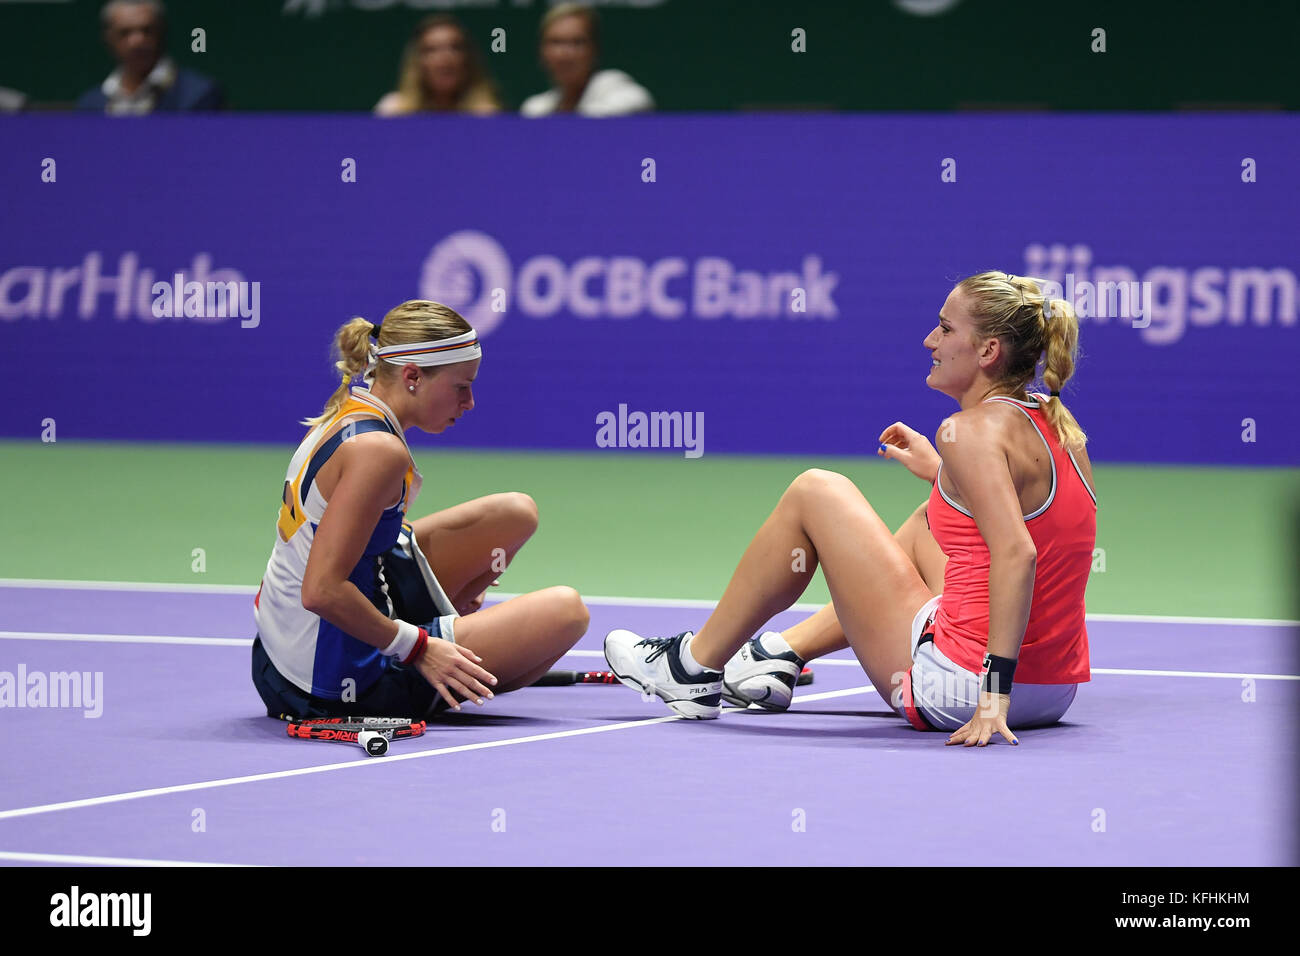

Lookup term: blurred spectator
[375,14,502,115]
[0,88,28,113]
[78,0,223,114]
[521,3,653,117]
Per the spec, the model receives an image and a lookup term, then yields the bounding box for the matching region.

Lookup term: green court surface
[1,439,1296,620]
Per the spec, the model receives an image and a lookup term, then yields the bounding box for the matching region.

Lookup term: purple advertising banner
[3,114,1297,464]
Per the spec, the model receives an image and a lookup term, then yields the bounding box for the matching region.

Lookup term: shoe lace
[634,633,688,663]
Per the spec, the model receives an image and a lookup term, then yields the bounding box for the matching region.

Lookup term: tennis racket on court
[283,716,426,757]
[531,669,621,686]
[531,666,814,686]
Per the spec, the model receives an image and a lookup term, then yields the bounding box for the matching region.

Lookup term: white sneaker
[722,633,805,711]
[603,629,723,719]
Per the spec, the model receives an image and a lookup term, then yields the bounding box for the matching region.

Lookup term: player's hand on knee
[877,422,941,483]
[946,691,1018,747]
[415,639,498,711]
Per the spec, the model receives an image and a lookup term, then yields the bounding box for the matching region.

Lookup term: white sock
[677,632,706,676]
[759,630,796,658]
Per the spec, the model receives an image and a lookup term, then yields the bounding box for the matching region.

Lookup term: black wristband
[981,653,1017,695]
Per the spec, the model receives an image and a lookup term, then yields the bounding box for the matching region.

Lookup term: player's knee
[546,585,589,636]
[789,468,851,500]
[500,492,539,536]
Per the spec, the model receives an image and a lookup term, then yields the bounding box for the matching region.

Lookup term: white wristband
[433,614,457,645]
[382,619,420,660]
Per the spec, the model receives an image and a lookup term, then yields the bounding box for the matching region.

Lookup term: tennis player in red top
[604,271,1097,745]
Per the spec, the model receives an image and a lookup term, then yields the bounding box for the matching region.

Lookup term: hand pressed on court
[877,422,941,483]
[947,691,1019,747]
[414,638,498,711]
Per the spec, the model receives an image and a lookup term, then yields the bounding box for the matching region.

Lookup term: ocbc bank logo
[419,230,840,337]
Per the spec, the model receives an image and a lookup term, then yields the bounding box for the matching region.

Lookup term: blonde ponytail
[301,317,375,428]
[1039,297,1088,452]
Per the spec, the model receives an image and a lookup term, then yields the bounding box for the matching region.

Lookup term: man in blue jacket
[78,0,223,113]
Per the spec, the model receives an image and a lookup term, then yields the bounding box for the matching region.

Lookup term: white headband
[363,329,481,384]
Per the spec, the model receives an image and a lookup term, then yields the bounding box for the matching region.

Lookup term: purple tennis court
[1,582,1294,867]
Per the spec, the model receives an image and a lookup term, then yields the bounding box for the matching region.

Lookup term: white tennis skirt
[896,595,1079,732]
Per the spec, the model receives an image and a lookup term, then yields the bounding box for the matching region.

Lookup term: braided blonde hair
[956,271,1087,450]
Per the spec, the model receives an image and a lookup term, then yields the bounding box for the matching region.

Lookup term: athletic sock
[758,630,797,658]
[677,632,706,676]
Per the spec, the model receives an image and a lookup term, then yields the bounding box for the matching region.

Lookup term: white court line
[0,631,250,647]
[558,649,1300,680]
[1,577,1296,628]
[2,633,1297,681]
[1084,612,1300,628]
[1090,666,1300,680]
[0,683,875,822]
[0,577,259,595]
[0,850,251,868]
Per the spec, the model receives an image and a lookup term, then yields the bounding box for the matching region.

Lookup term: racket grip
[358,730,390,757]
[531,669,577,686]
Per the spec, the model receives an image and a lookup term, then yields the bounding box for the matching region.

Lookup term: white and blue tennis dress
[251,387,453,717]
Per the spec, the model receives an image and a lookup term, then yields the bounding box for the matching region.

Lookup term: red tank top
[926,394,1096,684]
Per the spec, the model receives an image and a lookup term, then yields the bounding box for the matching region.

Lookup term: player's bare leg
[452,586,589,694]
[411,492,539,614]
[688,470,932,702]
[782,500,947,661]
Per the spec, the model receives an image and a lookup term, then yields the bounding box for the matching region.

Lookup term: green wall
[3,439,1297,620]
[4,0,1295,112]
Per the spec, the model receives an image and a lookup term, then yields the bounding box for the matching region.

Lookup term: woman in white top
[520,3,654,117]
